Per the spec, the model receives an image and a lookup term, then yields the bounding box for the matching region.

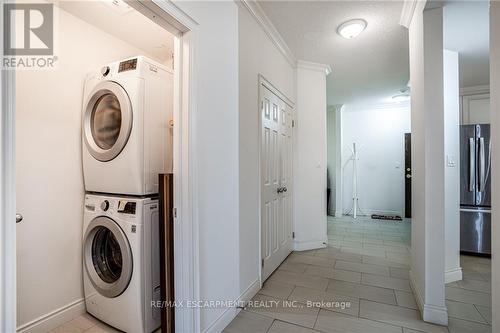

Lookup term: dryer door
[84,216,133,298]
[83,81,133,162]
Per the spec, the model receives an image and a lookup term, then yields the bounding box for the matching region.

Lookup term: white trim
[238,279,261,305]
[423,304,448,326]
[259,74,295,107]
[409,270,448,326]
[203,279,260,333]
[17,299,85,333]
[293,239,327,251]
[445,267,463,284]
[127,2,202,332]
[238,0,297,67]
[400,0,421,28]
[296,60,332,76]
[460,85,490,96]
[0,64,16,333]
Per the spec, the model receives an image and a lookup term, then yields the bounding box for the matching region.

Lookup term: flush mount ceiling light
[337,19,367,39]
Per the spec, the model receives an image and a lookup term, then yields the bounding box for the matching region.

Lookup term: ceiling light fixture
[337,19,367,39]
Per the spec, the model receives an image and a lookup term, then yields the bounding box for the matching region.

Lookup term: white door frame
[0,1,202,331]
[257,75,295,285]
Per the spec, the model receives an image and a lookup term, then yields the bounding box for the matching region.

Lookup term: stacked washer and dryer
[81,56,173,333]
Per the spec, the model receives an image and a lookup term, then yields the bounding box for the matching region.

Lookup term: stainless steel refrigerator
[460,124,491,255]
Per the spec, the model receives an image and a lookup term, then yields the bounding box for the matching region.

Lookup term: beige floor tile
[335,260,390,277]
[304,265,361,283]
[247,294,320,328]
[446,300,487,324]
[445,286,491,307]
[260,280,295,299]
[83,322,121,333]
[475,305,492,324]
[287,253,335,268]
[269,270,329,291]
[359,300,448,333]
[222,310,273,333]
[448,318,491,333]
[267,320,321,333]
[462,270,488,282]
[279,261,309,273]
[288,286,359,317]
[50,322,83,333]
[455,279,491,294]
[362,273,411,292]
[362,255,409,269]
[395,290,418,310]
[327,279,396,305]
[390,267,410,280]
[314,309,402,333]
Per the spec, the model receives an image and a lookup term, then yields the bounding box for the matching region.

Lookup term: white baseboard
[293,239,327,251]
[445,267,463,284]
[17,298,86,333]
[409,270,448,326]
[423,304,448,326]
[204,279,260,333]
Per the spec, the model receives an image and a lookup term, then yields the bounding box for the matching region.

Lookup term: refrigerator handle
[469,138,475,191]
[479,137,485,192]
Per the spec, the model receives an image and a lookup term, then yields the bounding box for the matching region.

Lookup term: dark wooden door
[405,133,411,218]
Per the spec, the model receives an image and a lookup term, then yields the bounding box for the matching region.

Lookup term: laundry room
[15,1,176,332]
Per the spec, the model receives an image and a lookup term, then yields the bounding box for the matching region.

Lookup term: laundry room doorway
[1,1,200,332]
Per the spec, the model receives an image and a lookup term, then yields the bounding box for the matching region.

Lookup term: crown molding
[238,0,297,67]
[296,60,332,76]
[343,100,410,112]
[400,0,427,28]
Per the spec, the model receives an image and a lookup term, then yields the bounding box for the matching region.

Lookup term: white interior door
[260,83,293,281]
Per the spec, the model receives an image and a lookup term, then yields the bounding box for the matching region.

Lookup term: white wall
[443,49,462,283]
[489,2,500,332]
[15,8,168,331]
[326,107,336,215]
[341,104,410,216]
[408,5,448,325]
[172,2,240,331]
[238,3,295,300]
[294,63,328,251]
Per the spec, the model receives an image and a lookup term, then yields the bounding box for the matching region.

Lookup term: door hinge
[173,207,177,218]
[292,120,295,127]
[261,259,264,267]
[292,232,295,239]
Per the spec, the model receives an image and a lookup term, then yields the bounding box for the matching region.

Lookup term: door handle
[16,213,23,223]
[469,138,475,191]
[277,187,283,194]
[479,137,485,192]
[283,187,287,192]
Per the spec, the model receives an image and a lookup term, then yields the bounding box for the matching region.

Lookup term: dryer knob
[101,66,110,77]
[101,200,110,211]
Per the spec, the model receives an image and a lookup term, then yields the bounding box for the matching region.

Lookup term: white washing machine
[83,194,161,333]
[82,56,173,195]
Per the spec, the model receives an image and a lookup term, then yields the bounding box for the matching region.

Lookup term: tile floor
[225,215,492,333]
[51,215,492,333]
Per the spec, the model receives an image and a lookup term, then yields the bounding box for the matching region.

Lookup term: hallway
[225,217,492,333]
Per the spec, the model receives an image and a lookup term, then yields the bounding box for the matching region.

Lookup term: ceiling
[259,1,409,108]
[442,0,489,88]
[57,1,174,64]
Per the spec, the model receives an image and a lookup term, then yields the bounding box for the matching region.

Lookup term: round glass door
[83,81,133,162]
[84,217,133,298]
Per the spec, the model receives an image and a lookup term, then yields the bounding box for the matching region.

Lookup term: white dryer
[82,56,173,195]
[83,194,161,333]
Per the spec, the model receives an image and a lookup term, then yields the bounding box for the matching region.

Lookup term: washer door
[84,216,133,298]
[83,81,133,162]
